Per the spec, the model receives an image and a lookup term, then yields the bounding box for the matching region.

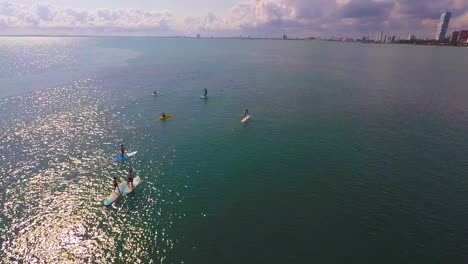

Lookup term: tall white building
[435,12,451,41]
[375,30,383,42]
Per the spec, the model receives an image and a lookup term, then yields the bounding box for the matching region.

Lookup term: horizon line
[0,34,306,40]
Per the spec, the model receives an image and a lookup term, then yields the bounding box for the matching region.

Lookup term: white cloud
[0,0,466,37]
[452,10,468,28]
[0,1,176,34]
[226,0,296,29]
[184,12,223,32]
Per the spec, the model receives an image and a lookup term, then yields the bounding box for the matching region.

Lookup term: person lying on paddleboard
[120,144,125,157]
[127,169,134,188]
[113,177,120,193]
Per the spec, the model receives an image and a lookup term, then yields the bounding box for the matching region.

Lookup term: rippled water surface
[0,37,76,77]
[1,38,468,264]
[0,81,183,263]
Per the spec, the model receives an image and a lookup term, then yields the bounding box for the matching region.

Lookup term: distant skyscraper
[449,31,460,43]
[282,35,288,40]
[407,35,415,41]
[197,34,201,38]
[375,30,383,42]
[435,12,451,41]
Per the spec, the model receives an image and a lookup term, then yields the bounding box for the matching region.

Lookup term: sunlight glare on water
[0,37,78,77]
[0,80,183,263]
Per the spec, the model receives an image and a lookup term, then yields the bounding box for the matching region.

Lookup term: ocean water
[1,37,468,263]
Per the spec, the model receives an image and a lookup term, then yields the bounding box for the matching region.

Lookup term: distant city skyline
[0,0,467,38]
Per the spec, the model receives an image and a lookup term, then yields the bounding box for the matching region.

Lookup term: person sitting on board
[120,144,125,157]
[127,169,134,188]
[113,177,120,194]
[244,109,249,117]
[154,90,158,95]
[204,88,208,97]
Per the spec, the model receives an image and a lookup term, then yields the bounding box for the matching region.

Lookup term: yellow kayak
[160,114,172,120]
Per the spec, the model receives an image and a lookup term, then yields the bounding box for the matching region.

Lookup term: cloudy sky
[0,0,467,38]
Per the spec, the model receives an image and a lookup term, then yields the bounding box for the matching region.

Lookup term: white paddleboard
[200,95,207,99]
[114,151,138,162]
[123,176,141,196]
[104,181,127,206]
[241,115,251,123]
[127,151,138,158]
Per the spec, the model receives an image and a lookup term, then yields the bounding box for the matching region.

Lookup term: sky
[0,0,467,38]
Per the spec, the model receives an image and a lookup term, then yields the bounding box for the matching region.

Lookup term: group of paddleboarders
[156,89,249,120]
[112,169,134,194]
[113,144,135,194]
[111,89,249,195]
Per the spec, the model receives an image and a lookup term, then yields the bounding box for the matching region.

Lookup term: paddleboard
[160,114,172,120]
[241,115,251,123]
[200,95,207,99]
[123,176,141,196]
[114,151,138,162]
[104,181,127,206]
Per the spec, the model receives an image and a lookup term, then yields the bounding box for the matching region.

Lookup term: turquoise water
[1,37,468,263]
